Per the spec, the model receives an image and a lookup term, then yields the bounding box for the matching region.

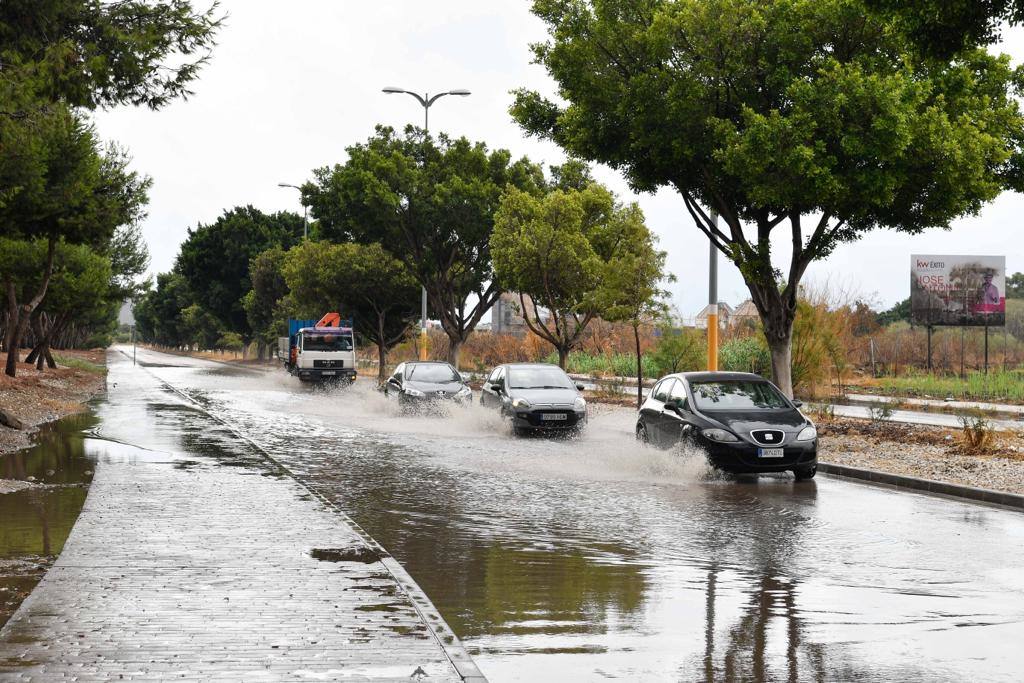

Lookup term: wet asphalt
[69,347,1024,680]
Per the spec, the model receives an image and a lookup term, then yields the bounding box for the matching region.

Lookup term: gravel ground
[819,418,1024,495]
[0,349,106,457]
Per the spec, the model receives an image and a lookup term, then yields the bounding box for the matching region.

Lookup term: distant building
[731,299,759,328]
[694,301,733,330]
[492,292,547,337]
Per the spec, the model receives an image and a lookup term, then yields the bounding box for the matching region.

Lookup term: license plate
[758,448,784,458]
[541,413,567,421]
[321,370,336,376]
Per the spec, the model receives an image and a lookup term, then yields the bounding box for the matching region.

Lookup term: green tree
[491,182,649,368]
[512,0,1024,396]
[0,111,148,376]
[282,241,420,382]
[1007,272,1024,299]
[599,234,672,408]
[865,1,1024,57]
[133,272,191,347]
[175,206,303,346]
[243,247,289,359]
[0,0,221,113]
[24,242,112,369]
[877,298,911,326]
[304,125,546,368]
[651,326,706,376]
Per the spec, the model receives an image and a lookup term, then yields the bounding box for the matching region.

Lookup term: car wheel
[636,422,650,444]
[793,466,817,481]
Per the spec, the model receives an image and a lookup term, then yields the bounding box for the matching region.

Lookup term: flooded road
[0,414,95,628]
[96,346,1024,681]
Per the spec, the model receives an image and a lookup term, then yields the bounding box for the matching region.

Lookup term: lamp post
[277,183,308,240]
[382,86,471,361]
[707,210,720,371]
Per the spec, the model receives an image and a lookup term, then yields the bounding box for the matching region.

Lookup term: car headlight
[512,398,531,410]
[796,425,817,441]
[573,397,586,412]
[702,428,739,443]
[456,385,472,398]
[403,387,424,397]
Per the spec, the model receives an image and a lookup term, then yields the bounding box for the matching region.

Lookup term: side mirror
[489,382,503,392]
[792,399,803,408]
[575,383,585,392]
[664,399,683,415]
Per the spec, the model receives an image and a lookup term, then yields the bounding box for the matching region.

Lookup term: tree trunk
[767,334,794,398]
[633,323,643,409]
[376,313,389,383]
[557,346,568,370]
[4,239,57,378]
[447,336,463,369]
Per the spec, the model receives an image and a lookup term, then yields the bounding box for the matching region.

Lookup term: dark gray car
[384,361,472,408]
[480,363,587,434]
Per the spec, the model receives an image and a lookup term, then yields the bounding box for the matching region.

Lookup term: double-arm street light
[382,86,471,361]
[277,182,308,240]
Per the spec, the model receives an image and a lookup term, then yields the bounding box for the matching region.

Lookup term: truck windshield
[302,334,352,351]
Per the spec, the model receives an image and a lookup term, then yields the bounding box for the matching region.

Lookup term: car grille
[524,410,580,427]
[313,359,342,369]
[750,429,786,446]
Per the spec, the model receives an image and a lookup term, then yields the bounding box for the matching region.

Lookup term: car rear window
[691,381,789,410]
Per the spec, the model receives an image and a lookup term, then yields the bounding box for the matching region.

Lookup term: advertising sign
[910,255,1005,327]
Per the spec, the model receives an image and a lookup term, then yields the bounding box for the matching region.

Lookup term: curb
[818,462,1024,511]
[121,349,487,682]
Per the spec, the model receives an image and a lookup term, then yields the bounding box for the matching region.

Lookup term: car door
[643,379,673,446]
[661,379,695,446]
[385,363,404,397]
[480,366,503,408]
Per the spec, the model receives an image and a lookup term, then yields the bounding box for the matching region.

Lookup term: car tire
[793,466,817,481]
[636,423,650,444]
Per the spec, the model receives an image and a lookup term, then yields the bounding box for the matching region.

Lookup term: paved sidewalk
[0,365,481,680]
[846,393,1024,418]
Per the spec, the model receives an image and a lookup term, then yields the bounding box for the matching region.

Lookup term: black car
[636,371,817,480]
[384,361,472,407]
[480,363,587,434]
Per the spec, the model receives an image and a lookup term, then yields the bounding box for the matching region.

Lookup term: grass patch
[877,369,1024,402]
[53,354,106,375]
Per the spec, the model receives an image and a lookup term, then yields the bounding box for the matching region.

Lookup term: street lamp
[277,182,308,240]
[382,85,471,361]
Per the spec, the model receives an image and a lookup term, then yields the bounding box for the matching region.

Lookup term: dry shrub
[959,413,996,453]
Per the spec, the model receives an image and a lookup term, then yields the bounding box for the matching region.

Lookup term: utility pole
[382,86,470,361]
[277,183,308,240]
[707,210,719,371]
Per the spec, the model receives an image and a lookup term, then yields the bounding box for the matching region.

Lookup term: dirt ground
[0,349,107,456]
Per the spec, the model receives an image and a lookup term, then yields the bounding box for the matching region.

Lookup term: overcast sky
[93,1,1024,321]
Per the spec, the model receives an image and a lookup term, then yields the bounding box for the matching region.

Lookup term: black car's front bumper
[512,409,586,431]
[700,437,817,473]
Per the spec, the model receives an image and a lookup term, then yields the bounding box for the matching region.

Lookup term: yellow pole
[419,327,428,361]
[707,209,719,371]
[707,308,718,371]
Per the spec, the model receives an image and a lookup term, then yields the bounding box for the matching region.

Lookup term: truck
[277,312,357,383]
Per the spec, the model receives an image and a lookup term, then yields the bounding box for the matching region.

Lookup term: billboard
[911,255,1005,327]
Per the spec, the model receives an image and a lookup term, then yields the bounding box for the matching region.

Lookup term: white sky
[93,1,1024,320]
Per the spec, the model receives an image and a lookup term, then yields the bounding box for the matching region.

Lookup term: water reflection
[0,414,96,628]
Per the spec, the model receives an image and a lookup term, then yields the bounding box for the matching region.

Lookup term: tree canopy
[0,0,222,112]
[304,125,546,367]
[175,206,303,342]
[491,181,653,368]
[513,0,1024,395]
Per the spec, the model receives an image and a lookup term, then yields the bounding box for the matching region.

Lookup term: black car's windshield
[691,380,789,411]
[508,366,574,390]
[302,333,352,351]
[407,364,461,383]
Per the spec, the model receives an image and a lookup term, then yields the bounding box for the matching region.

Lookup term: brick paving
[0,354,483,682]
